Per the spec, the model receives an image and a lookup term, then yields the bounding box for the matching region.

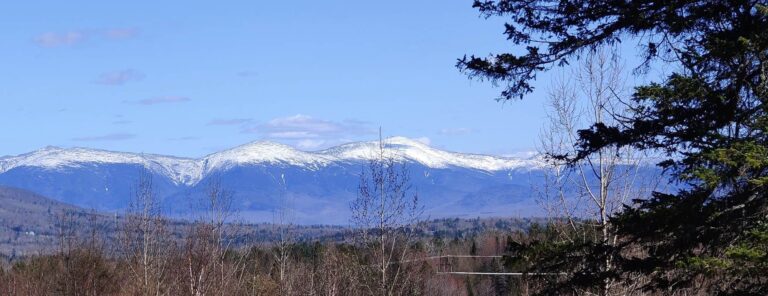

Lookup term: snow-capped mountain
[0,137,541,186]
[0,146,203,185]
[319,137,539,171]
[0,138,549,224]
[201,141,336,176]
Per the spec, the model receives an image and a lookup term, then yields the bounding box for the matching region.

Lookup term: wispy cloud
[72,133,135,142]
[296,139,326,150]
[34,31,86,47]
[126,96,191,105]
[207,118,252,126]
[95,69,145,85]
[439,127,474,135]
[243,114,374,150]
[34,28,139,48]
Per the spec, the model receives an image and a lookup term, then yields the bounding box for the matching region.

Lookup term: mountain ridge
[0,137,542,186]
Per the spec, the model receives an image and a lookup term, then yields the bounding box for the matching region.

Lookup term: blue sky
[1,1,609,157]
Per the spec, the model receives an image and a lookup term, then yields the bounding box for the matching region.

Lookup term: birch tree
[350,131,423,296]
[183,176,248,296]
[536,47,651,295]
[271,172,295,295]
[121,169,171,296]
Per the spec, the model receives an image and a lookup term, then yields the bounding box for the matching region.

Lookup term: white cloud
[268,131,320,139]
[296,139,326,150]
[265,114,343,134]
[242,114,374,150]
[244,114,350,136]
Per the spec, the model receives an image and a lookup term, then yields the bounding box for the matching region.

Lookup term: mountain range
[0,137,551,224]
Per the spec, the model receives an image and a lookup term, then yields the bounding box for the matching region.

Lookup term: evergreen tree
[460,0,768,294]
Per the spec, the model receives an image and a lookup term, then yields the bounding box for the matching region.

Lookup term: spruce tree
[460,1,768,294]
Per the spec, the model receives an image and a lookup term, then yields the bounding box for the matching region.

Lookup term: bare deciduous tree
[121,169,172,296]
[537,47,654,295]
[350,131,423,296]
[183,176,248,296]
[317,245,363,296]
[271,172,295,295]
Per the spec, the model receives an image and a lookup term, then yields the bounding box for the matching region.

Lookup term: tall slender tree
[271,172,295,294]
[121,170,171,296]
[350,130,423,296]
[535,47,652,295]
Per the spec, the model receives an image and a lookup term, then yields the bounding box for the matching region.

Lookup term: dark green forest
[459,0,768,295]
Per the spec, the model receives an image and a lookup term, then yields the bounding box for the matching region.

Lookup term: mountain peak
[201,140,332,173]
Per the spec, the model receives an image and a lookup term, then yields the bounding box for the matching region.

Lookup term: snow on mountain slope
[0,137,541,186]
[200,141,335,174]
[319,137,541,171]
[0,146,202,185]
